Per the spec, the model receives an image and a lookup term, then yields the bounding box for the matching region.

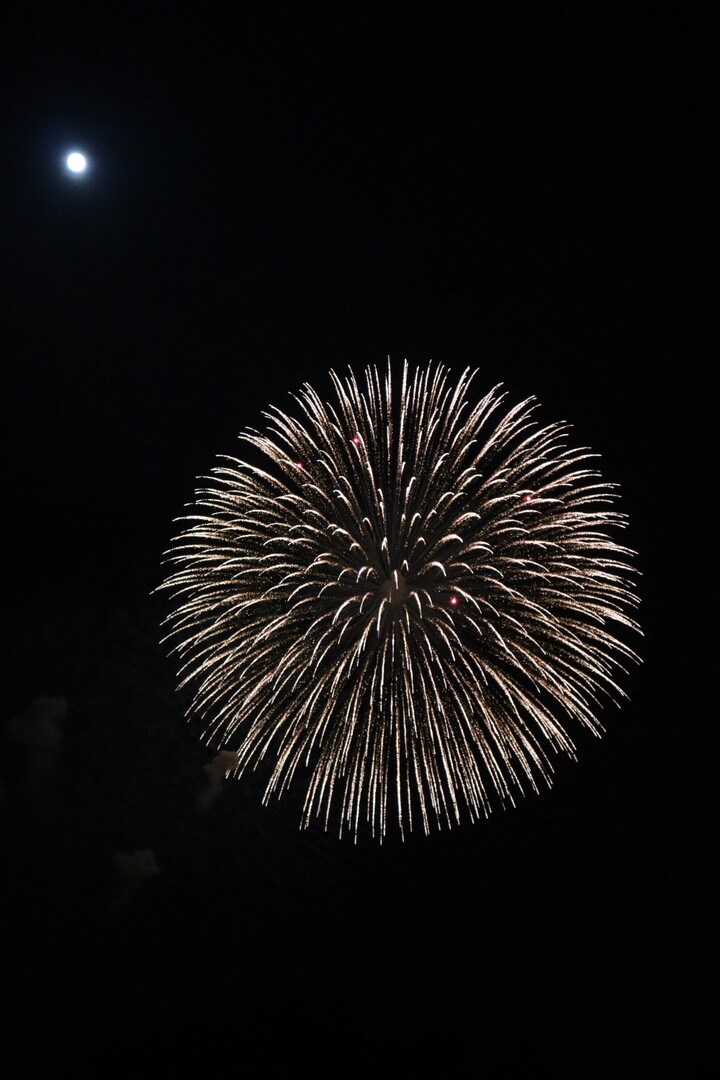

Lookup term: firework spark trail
[160,361,641,839]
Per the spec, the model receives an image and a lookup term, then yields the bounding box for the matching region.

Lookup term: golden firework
[160,361,641,838]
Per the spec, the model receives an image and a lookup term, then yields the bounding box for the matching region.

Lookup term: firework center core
[382,572,410,606]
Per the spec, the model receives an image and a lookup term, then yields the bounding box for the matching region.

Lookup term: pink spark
[522,493,534,503]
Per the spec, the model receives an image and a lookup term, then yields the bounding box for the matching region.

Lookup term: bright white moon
[66,152,87,173]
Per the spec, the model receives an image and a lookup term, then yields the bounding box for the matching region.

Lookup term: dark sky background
[3,3,712,1073]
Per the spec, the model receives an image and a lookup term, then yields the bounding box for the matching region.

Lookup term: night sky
[3,4,712,1072]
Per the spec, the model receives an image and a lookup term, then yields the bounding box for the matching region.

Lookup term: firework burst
[160,361,641,839]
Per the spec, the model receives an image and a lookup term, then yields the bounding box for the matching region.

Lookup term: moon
[65,152,88,174]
